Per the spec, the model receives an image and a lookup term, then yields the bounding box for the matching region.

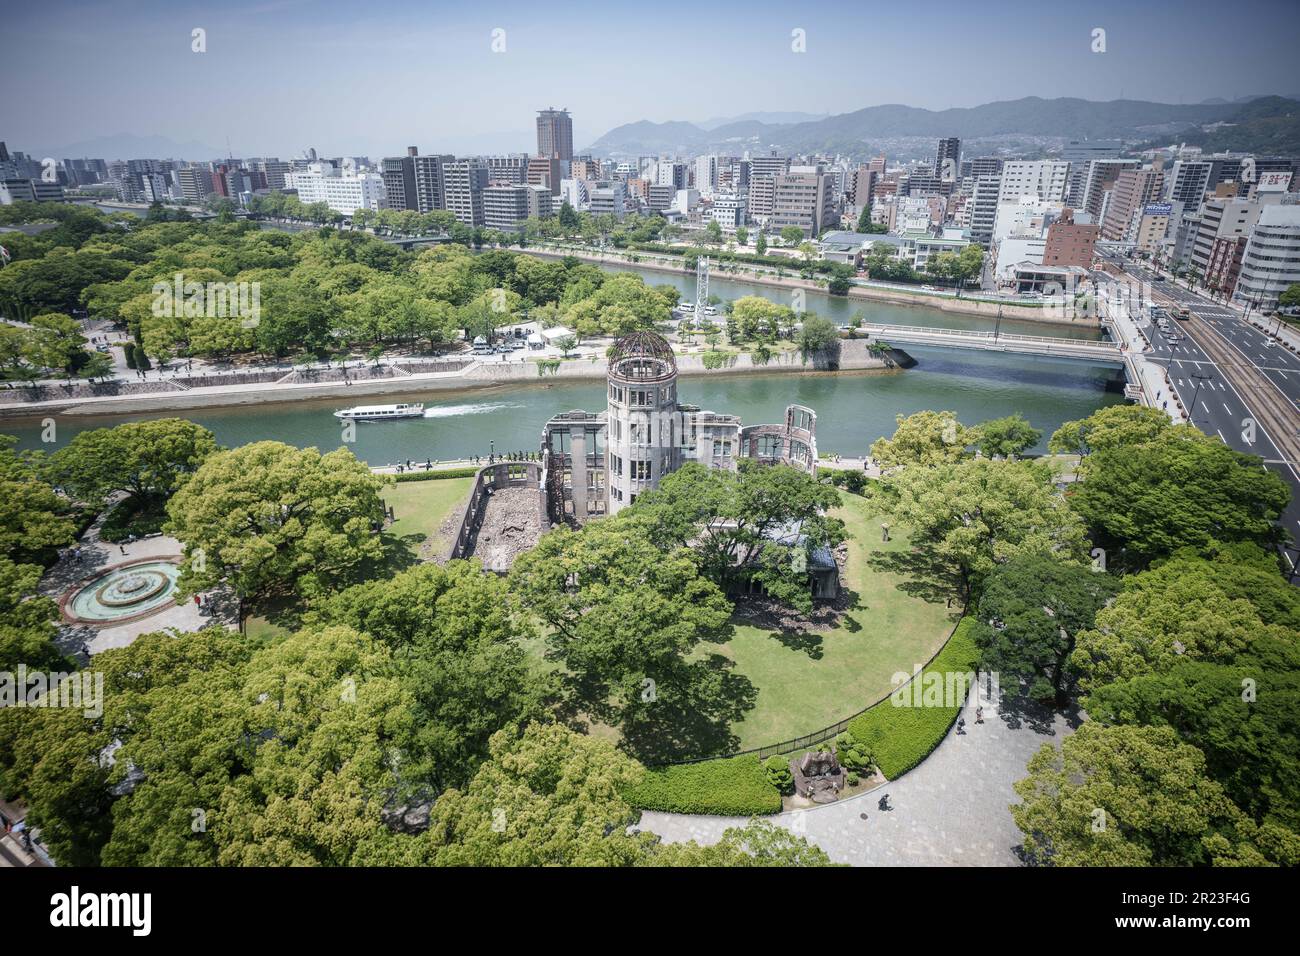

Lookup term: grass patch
[393,467,479,482]
[381,476,474,562]
[624,754,782,815]
[845,617,981,779]
[707,495,958,750]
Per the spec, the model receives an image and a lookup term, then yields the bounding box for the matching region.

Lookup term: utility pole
[1188,368,1213,425]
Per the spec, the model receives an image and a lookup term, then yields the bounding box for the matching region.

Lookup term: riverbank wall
[0,341,897,420]
[521,245,1099,328]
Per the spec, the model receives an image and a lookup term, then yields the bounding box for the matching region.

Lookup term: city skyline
[4,0,1300,160]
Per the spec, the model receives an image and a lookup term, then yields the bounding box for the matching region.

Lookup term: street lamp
[1188,369,1214,425]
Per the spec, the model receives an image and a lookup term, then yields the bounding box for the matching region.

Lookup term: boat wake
[421,402,524,419]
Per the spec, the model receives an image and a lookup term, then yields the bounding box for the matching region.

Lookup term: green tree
[310,562,554,791]
[755,231,767,256]
[48,419,217,506]
[883,458,1090,596]
[1048,404,1170,457]
[1072,545,1300,692]
[975,555,1118,705]
[796,314,841,368]
[1069,429,1289,566]
[508,515,748,760]
[1085,658,1300,833]
[779,226,805,245]
[164,441,388,602]
[870,410,975,469]
[635,459,845,615]
[1012,723,1295,866]
[976,413,1042,460]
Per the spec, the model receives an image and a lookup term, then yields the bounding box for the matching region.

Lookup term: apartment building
[967,176,1002,248]
[412,153,454,213]
[1082,159,1138,220]
[1042,210,1098,269]
[770,168,837,238]
[381,150,418,211]
[1100,167,1164,241]
[997,160,1069,203]
[483,183,552,231]
[1190,197,1270,281]
[442,159,489,227]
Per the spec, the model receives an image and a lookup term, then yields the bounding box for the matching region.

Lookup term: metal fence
[650,612,967,767]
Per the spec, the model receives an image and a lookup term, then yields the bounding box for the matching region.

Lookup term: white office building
[1235,204,1300,309]
[285,162,386,215]
[997,161,1069,204]
[694,155,719,197]
[709,192,747,232]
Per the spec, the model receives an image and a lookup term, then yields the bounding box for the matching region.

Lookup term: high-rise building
[536,108,573,160]
[967,176,1002,248]
[527,155,565,196]
[412,153,454,212]
[934,137,961,182]
[1190,197,1271,281]
[485,155,530,185]
[997,161,1069,203]
[442,159,489,226]
[1100,167,1164,241]
[694,155,718,196]
[484,183,552,231]
[1235,204,1300,308]
[771,167,837,238]
[1082,159,1138,220]
[381,149,419,211]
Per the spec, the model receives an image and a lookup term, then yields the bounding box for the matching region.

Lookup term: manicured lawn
[381,476,474,561]
[708,494,959,750]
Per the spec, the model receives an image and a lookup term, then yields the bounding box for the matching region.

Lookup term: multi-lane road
[1100,255,1300,573]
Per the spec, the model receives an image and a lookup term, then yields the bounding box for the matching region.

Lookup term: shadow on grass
[866,548,961,605]
[617,653,759,764]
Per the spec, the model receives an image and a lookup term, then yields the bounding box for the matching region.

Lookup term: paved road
[638,694,1077,866]
[1100,256,1300,570]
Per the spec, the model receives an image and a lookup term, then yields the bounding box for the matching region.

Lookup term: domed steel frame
[608,331,676,381]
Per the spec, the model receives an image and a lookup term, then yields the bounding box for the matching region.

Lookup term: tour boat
[333,403,425,421]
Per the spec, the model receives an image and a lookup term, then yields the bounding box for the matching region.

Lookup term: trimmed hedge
[392,467,480,482]
[846,617,981,779]
[624,754,782,815]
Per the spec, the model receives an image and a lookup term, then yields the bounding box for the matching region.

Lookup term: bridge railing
[861,324,1117,350]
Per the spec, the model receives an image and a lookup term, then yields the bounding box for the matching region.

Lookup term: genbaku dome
[540,331,820,524]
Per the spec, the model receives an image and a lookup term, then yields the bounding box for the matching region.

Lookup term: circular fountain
[62,558,183,625]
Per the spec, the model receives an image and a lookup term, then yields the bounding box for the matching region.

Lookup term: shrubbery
[846,618,980,778]
[393,467,479,482]
[624,754,782,815]
[763,754,794,795]
[834,729,875,773]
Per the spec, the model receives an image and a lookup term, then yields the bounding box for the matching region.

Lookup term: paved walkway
[39,508,237,660]
[637,693,1079,866]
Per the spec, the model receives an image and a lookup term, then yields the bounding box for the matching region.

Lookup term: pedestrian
[878,793,890,811]
[193,594,201,608]
[957,715,966,733]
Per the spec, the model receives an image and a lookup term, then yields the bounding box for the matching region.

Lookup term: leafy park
[1,201,1298,867]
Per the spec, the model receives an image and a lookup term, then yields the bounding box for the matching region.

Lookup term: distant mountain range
[585,96,1300,158]
[30,133,230,162]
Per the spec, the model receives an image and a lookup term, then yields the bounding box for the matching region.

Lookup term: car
[1152,275,1165,282]
[495,344,511,353]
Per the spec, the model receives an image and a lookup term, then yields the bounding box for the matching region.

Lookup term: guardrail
[861,323,1118,351]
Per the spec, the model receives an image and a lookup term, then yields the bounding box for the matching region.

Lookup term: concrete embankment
[0,342,896,419]
[522,245,1097,327]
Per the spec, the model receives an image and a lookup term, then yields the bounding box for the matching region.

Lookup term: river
[3,345,1124,462]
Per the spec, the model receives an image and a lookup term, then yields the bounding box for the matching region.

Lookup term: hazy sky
[4,0,1299,159]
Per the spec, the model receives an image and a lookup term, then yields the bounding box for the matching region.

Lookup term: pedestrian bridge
[860,323,1123,363]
